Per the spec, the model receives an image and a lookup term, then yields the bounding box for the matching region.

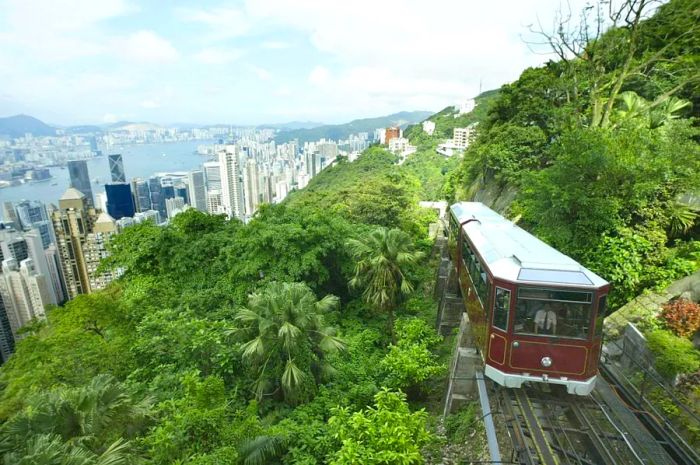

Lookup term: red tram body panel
[448,202,610,395]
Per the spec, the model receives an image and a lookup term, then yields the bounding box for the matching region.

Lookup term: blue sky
[0,0,589,125]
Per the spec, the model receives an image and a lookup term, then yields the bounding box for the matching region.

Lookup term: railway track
[495,379,676,465]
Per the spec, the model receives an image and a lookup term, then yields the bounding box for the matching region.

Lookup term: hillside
[259,120,325,130]
[0,114,56,137]
[403,89,500,144]
[274,110,432,144]
[1,1,698,464]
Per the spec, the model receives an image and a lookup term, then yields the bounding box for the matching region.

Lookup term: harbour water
[0,140,215,206]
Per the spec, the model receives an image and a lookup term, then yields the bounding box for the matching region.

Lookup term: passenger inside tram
[514,288,592,339]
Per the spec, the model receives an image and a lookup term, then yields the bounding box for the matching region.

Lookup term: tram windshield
[513,287,593,339]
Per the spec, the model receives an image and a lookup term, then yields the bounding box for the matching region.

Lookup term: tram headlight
[541,356,553,368]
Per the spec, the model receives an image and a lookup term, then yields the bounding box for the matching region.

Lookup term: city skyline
[0,0,592,126]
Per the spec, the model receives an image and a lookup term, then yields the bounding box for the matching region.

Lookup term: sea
[0,140,215,206]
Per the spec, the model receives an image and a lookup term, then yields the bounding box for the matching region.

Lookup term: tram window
[514,287,593,339]
[449,215,459,238]
[493,287,510,330]
[594,295,607,337]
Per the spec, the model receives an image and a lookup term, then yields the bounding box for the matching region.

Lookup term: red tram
[448,202,610,395]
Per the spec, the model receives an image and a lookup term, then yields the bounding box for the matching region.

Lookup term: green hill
[274,110,432,144]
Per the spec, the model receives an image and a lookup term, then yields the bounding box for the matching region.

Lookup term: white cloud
[117,31,179,63]
[194,48,243,65]
[308,66,330,86]
[274,85,291,96]
[245,0,592,112]
[140,99,160,109]
[177,6,250,40]
[261,40,291,49]
[102,113,119,123]
[250,65,272,81]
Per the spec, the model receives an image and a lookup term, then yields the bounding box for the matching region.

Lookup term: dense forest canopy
[1,0,698,463]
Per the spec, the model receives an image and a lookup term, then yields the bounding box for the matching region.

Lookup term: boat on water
[92,178,100,184]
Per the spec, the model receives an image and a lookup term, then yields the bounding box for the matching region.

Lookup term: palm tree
[234,282,345,404]
[0,375,152,458]
[615,91,690,129]
[346,227,423,342]
[1,433,133,465]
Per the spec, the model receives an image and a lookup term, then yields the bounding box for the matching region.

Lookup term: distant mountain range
[259,121,325,131]
[0,115,57,138]
[273,111,433,144]
[0,111,432,141]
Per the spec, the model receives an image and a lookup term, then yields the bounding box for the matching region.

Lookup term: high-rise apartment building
[0,227,61,306]
[51,188,117,299]
[2,202,18,228]
[453,126,475,149]
[0,293,15,364]
[67,160,95,208]
[219,146,245,220]
[165,197,186,219]
[203,162,221,191]
[243,159,260,216]
[14,201,55,248]
[0,258,51,335]
[105,183,135,220]
[108,154,126,183]
[187,170,207,212]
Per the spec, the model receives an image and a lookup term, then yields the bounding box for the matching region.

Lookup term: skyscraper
[2,202,18,228]
[148,177,166,219]
[165,197,186,219]
[108,154,126,183]
[105,183,135,220]
[187,170,207,212]
[67,160,95,208]
[14,201,54,248]
[203,161,221,191]
[219,146,245,220]
[243,158,260,216]
[0,258,51,335]
[0,293,15,364]
[51,188,117,299]
[131,178,151,212]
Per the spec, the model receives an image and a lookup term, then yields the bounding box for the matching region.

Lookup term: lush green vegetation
[0,142,460,464]
[1,1,699,463]
[451,0,700,309]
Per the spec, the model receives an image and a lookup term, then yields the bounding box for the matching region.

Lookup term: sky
[0,0,588,126]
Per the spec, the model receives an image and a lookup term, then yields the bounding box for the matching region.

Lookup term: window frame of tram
[513,287,593,340]
[461,240,491,307]
[493,287,510,331]
[594,295,607,337]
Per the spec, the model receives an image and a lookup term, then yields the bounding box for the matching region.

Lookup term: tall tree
[346,227,423,342]
[233,282,345,404]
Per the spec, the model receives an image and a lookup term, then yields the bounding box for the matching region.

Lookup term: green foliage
[347,227,423,341]
[142,372,262,465]
[327,389,434,465]
[646,330,700,379]
[380,319,445,399]
[0,289,135,419]
[234,282,345,404]
[0,375,150,464]
[444,403,483,445]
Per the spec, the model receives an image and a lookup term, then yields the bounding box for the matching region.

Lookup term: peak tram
[448,202,610,395]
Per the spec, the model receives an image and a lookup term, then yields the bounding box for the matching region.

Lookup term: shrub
[646,329,700,379]
[660,299,700,338]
